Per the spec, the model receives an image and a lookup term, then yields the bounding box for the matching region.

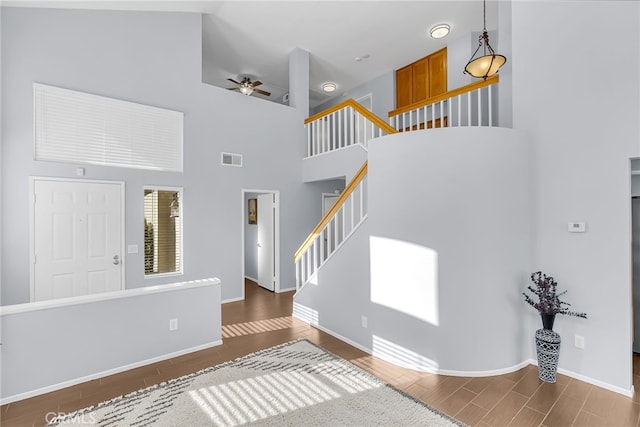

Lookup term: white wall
[0,7,332,304]
[296,127,531,374]
[312,71,394,122]
[512,1,640,393]
[1,279,221,402]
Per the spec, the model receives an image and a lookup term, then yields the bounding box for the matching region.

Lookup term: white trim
[293,303,539,379]
[222,296,245,304]
[277,286,296,293]
[29,176,126,303]
[0,339,223,405]
[244,276,259,283]
[142,185,184,278]
[303,141,368,160]
[2,278,220,316]
[240,189,281,299]
[529,359,634,397]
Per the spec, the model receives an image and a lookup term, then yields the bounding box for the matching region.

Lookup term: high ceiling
[2,1,499,107]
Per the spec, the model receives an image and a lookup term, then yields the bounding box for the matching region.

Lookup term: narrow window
[144,188,182,276]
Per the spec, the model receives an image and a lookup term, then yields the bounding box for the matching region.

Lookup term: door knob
[113,255,120,265]
[256,243,262,248]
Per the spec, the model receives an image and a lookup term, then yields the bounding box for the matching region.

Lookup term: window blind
[34,83,183,172]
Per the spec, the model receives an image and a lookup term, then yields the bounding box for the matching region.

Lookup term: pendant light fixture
[464,0,506,80]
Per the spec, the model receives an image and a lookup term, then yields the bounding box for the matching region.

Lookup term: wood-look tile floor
[3,279,640,426]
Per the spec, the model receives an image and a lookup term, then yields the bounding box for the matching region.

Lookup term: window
[144,188,182,276]
[34,83,183,172]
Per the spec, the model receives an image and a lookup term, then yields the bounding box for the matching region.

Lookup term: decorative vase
[535,329,561,383]
[541,313,556,330]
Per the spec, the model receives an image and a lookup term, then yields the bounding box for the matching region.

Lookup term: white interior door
[32,179,123,301]
[257,193,275,291]
[633,197,640,352]
[323,193,340,215]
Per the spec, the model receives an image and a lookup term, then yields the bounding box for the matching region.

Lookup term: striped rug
[48,339,466,426]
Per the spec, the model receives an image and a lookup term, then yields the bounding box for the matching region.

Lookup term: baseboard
[0,340,223,405]
[244,276,258,283]
[529,359,634,397]
[277,286,296,293]
[294,312,374,357]
[222,296,244,304]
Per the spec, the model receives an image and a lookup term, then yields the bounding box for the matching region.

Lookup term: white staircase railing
[295,162,368,289]
[389,75,500,132]
[305,99,397,158]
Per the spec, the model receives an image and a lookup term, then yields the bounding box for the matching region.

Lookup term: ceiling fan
[227,77,271,97]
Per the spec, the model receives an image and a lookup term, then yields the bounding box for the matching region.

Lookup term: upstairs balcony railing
[305,99,397,158]
[388,75,500,132]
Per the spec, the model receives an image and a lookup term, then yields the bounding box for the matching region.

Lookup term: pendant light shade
[464,0,506,80]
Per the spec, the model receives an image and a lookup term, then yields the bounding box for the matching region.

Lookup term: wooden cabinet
[395,48,447,109]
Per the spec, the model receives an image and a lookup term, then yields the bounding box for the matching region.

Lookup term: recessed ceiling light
[430,24,450,39]
[322,82,337,93]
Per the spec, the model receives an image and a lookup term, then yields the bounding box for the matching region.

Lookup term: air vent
[221,152,243,167]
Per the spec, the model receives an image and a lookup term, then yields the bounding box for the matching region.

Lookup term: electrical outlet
[361,316,367,328]
[574,334,585,349]
[169,318,178,331]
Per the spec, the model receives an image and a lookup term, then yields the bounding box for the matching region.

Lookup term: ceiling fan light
[322,82,337,93]
[430,24,450,39]
[239,85,254,96]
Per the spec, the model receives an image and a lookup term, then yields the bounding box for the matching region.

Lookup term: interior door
[33,179,123,301]
[257,193,275,291]
[633,197,640,352]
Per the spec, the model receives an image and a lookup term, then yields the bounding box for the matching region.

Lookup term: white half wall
[0,278,222,403]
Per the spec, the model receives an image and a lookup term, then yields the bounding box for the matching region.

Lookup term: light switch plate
[127,244,139,254]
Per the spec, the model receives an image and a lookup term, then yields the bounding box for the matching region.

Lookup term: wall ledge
[1,277,221,316]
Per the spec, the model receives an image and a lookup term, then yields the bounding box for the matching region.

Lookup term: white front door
[257,193,275,291]
[32,179,123,301]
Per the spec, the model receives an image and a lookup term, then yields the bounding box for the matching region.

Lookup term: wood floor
[3,279,640,426]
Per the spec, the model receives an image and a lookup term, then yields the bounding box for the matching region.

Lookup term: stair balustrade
[295,162,368,289]
[305,99,396,158]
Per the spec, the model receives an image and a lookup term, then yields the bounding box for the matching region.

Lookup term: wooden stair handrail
[294,162,368,261]
[388,75,499,118]
[305,99,397,135]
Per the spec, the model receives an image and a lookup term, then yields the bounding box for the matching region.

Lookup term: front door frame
[29,176,126,302]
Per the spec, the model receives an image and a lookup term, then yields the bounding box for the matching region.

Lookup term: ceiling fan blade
[254,88,271,97]
[227,87,240,91]
[251,80,263,88]
[227,78,241,85]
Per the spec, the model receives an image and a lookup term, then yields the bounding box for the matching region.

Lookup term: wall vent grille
[221,152,243,167]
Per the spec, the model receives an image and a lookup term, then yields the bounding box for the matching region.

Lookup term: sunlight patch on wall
[370,236,439,326]
[372,335,439,372]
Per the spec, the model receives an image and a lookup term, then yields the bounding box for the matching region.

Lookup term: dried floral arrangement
[523,271,587,318]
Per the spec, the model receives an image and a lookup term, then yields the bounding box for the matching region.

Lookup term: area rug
[48,339,466,426]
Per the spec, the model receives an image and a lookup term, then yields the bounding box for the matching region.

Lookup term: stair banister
[305,99,397,158]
